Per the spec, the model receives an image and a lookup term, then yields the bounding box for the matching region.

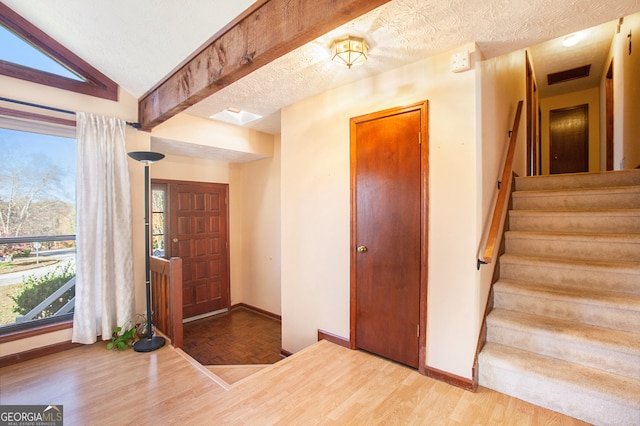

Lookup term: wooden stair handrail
[150,256,183,348]
[479,100,524,267]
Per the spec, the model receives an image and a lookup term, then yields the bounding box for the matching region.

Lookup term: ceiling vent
[547,64,591,85]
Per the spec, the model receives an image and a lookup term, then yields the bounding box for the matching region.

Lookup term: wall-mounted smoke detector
[451,51,470,73]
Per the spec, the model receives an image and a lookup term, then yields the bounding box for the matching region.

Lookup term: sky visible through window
[0,128,76,205]
[0,24,84,81]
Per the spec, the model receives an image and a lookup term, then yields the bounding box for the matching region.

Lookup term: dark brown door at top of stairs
[353,108,422,369]
[550,104,589,174]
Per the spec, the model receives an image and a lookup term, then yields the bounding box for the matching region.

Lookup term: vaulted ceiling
[3,0,639,135]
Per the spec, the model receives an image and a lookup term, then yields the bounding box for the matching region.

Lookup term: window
[0,122,76,333]
[0,25,84,81]
[151,185,166,258]
[0,3,118,100]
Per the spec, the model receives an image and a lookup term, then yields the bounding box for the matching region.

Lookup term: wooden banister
[479,101,524,267]
[150,256,183,348]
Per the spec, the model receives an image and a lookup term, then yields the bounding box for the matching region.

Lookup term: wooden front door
[350,102,428,369]
[550,104,589,174]
[169,182,230,319]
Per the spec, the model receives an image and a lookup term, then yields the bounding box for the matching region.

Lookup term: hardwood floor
[0,340,588,425]
[182,307,282,365]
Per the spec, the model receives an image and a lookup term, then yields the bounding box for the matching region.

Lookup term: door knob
[173,237,178,243]
[357,245,368,253]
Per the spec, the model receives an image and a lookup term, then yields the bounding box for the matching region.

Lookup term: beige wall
[0,75,138,122]
[539,88,601,175]
[237,136,282,315]
[600,12,640,171]
[620,13,640,169]
[152,113,274,159]
[477,49,527,330]
[281,43,493,379]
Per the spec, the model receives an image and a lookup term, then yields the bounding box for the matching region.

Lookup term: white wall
[281,43,489,379]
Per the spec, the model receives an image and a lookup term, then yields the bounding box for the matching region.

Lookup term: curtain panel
[72,112,135,344]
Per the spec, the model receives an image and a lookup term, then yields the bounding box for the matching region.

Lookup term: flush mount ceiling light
[209,107,263,126]
[331,36,368,68]
[562,33,581,47]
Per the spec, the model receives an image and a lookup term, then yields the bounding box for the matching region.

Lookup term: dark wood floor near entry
[182,307,282,365]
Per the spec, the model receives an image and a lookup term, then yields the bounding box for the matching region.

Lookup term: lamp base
[133,335,165,352]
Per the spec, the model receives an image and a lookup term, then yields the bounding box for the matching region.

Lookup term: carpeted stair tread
[479,342,640,425]
[508,208,640,233]
[487,309,640,378]
[500,253,640,271]
[494,279,640,311]
[505,230,640,244]
[493,280,640,333]
[499,253,640,293]
[504,230,640,262]
[515,169,640,191]
[512,185,640,210]
[488,309,640,355]
[479,342,640,403]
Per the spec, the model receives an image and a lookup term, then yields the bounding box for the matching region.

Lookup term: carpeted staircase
[478,169,640,425]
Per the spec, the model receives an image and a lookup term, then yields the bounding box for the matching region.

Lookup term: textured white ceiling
[529,19,618,98]
[3,0,640,137]
[187,0,639,134]
[2,0,256,97]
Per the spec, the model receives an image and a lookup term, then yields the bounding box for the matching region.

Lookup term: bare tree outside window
[0,138,74,238]
[0,128,76,328]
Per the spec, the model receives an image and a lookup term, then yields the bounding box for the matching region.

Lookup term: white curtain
[72,112,135,344]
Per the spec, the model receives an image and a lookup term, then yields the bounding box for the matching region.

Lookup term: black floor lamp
[128,151,166,352]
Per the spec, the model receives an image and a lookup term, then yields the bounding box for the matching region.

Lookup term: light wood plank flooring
[0,340,587,425]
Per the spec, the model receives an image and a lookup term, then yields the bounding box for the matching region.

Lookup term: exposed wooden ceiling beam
[138,0,391,131]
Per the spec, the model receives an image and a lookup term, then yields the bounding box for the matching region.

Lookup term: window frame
[0,111,77,336]
[0,3,118,101]
[151,183,168,259]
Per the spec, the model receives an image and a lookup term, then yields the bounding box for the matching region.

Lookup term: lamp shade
[331,36,368,68]
[128,151,165,164]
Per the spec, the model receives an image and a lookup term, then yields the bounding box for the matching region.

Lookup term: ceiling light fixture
[331,36,368,68]
[562,34,580,47]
